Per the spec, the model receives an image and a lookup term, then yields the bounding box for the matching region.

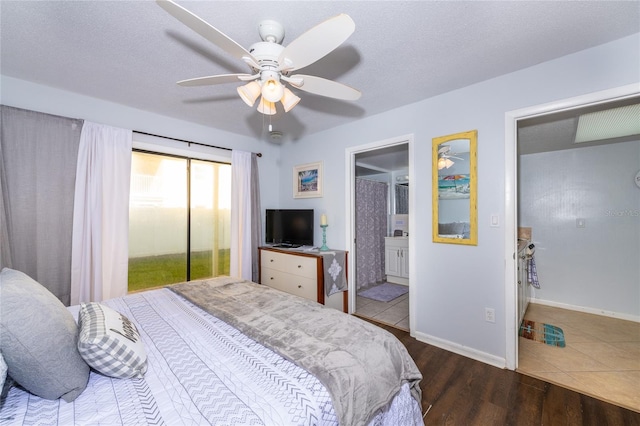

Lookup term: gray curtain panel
[395,184,409,214]
[0,106,82,305]
[355,178,388,290]
[250,153,262,283]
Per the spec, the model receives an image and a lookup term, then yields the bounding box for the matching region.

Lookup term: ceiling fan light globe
[237,81,261,107]
[262,79,285,103]
[257,97,277,115]
[437,155,455,170]
[281,88,301,112]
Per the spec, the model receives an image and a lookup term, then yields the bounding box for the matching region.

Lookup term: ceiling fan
[437,145,463,170]
[156,0,362,116]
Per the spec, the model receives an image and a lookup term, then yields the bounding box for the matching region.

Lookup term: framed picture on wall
[293,161,323,198]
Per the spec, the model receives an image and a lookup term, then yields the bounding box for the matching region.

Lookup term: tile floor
[518,303,640,413]
[355,290,409,331]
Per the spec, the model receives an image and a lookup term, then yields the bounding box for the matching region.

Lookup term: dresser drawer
[261,268,317,301]
[261,250,317,279]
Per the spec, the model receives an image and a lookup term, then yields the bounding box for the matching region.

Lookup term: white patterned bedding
[0,288,422,425]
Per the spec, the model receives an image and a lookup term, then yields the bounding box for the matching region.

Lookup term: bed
[0,270,423,425]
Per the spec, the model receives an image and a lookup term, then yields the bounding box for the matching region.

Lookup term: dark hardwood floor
[374,321,640,425]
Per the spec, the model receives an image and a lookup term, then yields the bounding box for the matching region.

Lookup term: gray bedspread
[169,277,422,426]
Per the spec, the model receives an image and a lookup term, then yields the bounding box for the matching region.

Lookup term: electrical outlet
[485,308,495,323]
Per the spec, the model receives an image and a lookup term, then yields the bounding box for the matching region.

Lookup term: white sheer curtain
[70,122,132,304]
[230,150,261,281]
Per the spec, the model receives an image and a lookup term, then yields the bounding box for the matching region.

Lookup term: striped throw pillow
[77,303,147,379]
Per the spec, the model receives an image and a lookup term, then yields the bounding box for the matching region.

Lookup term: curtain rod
[134,130,262,157]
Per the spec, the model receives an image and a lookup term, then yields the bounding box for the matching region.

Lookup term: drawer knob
[270,259,274,262]
[297,265,302,268]
[298,285,302,288]
[270,277,274,280]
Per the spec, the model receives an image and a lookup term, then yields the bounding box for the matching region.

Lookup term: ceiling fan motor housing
[248,41,286,84]
[258,19,285,44]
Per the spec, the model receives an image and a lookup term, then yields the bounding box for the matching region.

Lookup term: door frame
[503,83,639,370]
[345,134,415,327]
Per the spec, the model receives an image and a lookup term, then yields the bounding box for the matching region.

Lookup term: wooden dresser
[258,247,348,312]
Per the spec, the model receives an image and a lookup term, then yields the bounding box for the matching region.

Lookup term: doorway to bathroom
[345,135,414,332]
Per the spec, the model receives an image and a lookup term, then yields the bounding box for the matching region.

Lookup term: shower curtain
[355,178,388,290]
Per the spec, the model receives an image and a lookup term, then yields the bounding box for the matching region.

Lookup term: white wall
[519,140,640,318]
[276,33,640,365]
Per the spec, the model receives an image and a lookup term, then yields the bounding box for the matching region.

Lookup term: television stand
[258,247,348,313]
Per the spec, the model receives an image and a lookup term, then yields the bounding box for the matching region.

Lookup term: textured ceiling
[1,1,639,145]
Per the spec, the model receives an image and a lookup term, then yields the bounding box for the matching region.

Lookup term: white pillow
[0,351,7,392]
[77,302,147,379]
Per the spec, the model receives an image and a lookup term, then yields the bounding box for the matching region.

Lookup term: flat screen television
[265,209,314,247]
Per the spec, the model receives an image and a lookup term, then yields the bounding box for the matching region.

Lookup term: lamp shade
[257,97,277,115]
[237,81,261,107]
[281,87,301,112]
[261,78,284,103]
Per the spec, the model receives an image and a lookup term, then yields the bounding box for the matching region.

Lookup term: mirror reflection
[395,183,409,214]
[432,130,477,245]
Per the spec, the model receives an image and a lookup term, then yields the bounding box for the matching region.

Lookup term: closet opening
[505,84,639,411]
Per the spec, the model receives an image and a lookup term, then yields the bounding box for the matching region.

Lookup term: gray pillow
[0,268,90,402]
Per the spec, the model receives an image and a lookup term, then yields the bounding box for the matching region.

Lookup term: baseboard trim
[531,298,640,323]
[412,330,506,369]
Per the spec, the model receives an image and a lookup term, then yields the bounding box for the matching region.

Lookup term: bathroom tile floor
[518,303,640,413]
[355,291,409,331]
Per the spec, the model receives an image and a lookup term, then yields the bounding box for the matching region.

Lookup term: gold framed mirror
[432,130,477,245]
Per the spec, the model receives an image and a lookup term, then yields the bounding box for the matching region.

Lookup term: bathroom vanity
[384,237,409,285]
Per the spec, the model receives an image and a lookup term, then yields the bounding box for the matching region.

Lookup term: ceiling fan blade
[177,74,252,87]
[289,74,361,101]
[278,14,355,72]
[156,0,255,63]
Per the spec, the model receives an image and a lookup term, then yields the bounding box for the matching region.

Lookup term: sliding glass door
[189,159,231,280]
[128,151,230,292]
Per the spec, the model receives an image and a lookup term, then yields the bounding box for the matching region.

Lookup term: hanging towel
[320,251,348,296]
[527,256,540,289]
